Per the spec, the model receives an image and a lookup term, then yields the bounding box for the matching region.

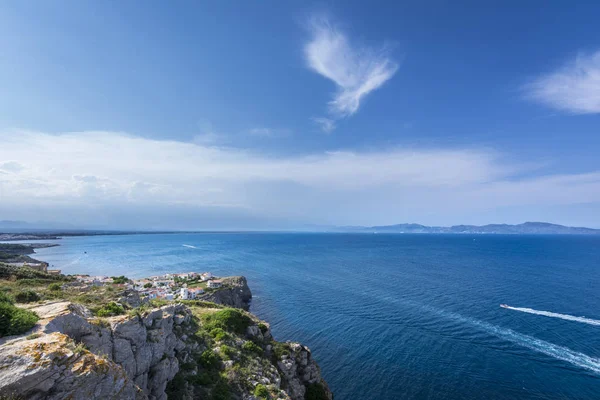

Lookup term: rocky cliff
[0,288,332,400]
[198,276,252,310]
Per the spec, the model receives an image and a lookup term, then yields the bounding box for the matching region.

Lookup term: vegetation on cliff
[0,264,332,399]
[0,290,39,337]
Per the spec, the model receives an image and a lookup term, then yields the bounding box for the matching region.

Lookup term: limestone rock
[198,276,252,310]
[0,332,145,400]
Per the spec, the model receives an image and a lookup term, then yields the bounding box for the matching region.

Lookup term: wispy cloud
[304,15,398,131]
[1,130,599,228]
[524,50,600,114]
[311,117,336,133]
[248,127,291,138]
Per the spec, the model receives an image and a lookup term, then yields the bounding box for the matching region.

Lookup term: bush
[272,342,291,359]
[201,308,252,335]
[14,290,40,303]
[219,344,236,360]
[254,384,269,399]
[48,282,62,291]
[17,278,56,286]
[0,302,39,337]
[165,372,187,399]
[111,276,129,284]
[95,302,125,317]
[187,371,214,385]
[210,327,230,341]
[258,323,269,334]
[199,349,220,369]
[242,340,263,356]
[0,263,63,281]
[0,291,14,304]
[144,282,153,288]
[305,383,329,400]
[211,379,231,400]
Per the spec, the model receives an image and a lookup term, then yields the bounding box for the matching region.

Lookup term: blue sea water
[28,233,600,399]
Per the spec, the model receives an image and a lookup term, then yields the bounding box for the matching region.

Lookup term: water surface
[31,233,600,399]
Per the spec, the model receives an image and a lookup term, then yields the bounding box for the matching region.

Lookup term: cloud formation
[1,130,599,229]
[525,50,600,113]
[311,117,336,134]
[304,16,398,131]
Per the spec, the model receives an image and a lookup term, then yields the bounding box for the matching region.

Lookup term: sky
[0,1,599,230]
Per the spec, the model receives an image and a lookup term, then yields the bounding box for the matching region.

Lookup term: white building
[180,287,189,299]
[207,280,222,289]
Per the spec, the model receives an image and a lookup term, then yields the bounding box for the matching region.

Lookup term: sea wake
[468,314,600,374]
[502,306,600,327]
[405,300,600,375]
[182,244,198,249]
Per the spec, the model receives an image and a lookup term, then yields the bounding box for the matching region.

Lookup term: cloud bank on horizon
[304,15,398,132]
[1,130,599,229]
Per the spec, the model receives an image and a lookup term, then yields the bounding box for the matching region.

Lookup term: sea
[24,233,600,399]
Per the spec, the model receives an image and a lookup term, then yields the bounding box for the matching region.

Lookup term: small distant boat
[500,304,509,308]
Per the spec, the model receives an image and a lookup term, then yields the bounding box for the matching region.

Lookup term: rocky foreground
[0,271,332,400]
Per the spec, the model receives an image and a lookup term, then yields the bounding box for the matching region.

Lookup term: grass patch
[201,308,251,335]
[26,332,42,340]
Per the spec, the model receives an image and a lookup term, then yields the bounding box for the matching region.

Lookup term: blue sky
[0,1,599,229]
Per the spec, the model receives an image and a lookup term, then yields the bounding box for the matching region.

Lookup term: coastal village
[72,271,224,301]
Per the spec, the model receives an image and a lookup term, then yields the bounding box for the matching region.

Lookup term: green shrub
[219,344,236,360]
[201,308,252,335]
[144,282,153,288]
[0,263,63,281]
[187,371,214,385]
[14,290,40,303]
[17,278,56,286]
[199,349,220,369]
[242,340,263,356]
[0,291,14,304]
[258,323,269,334]
[0,302,39,337]
[111,276,129,284]
[254,384,269,399]
[165,372,187,399]
[48,283,62,291]
[211,378,231,400]
[95,301,125,317]
[26,333,42,340]
[272,342,291,359]
[210,327,230,341]
[305,383,329,400]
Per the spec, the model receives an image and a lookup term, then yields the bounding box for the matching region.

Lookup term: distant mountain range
[333,222,600,235]
[1,220,598,235]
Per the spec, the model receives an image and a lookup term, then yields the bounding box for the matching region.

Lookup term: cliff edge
[0,276,332,400]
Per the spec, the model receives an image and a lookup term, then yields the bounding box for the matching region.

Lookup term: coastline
[0,262,333,399]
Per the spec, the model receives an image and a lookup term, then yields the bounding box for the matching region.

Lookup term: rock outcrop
[277,343,332,400]
[0,292,332,400]
[0,332,145,400]
[198,275,252,310]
